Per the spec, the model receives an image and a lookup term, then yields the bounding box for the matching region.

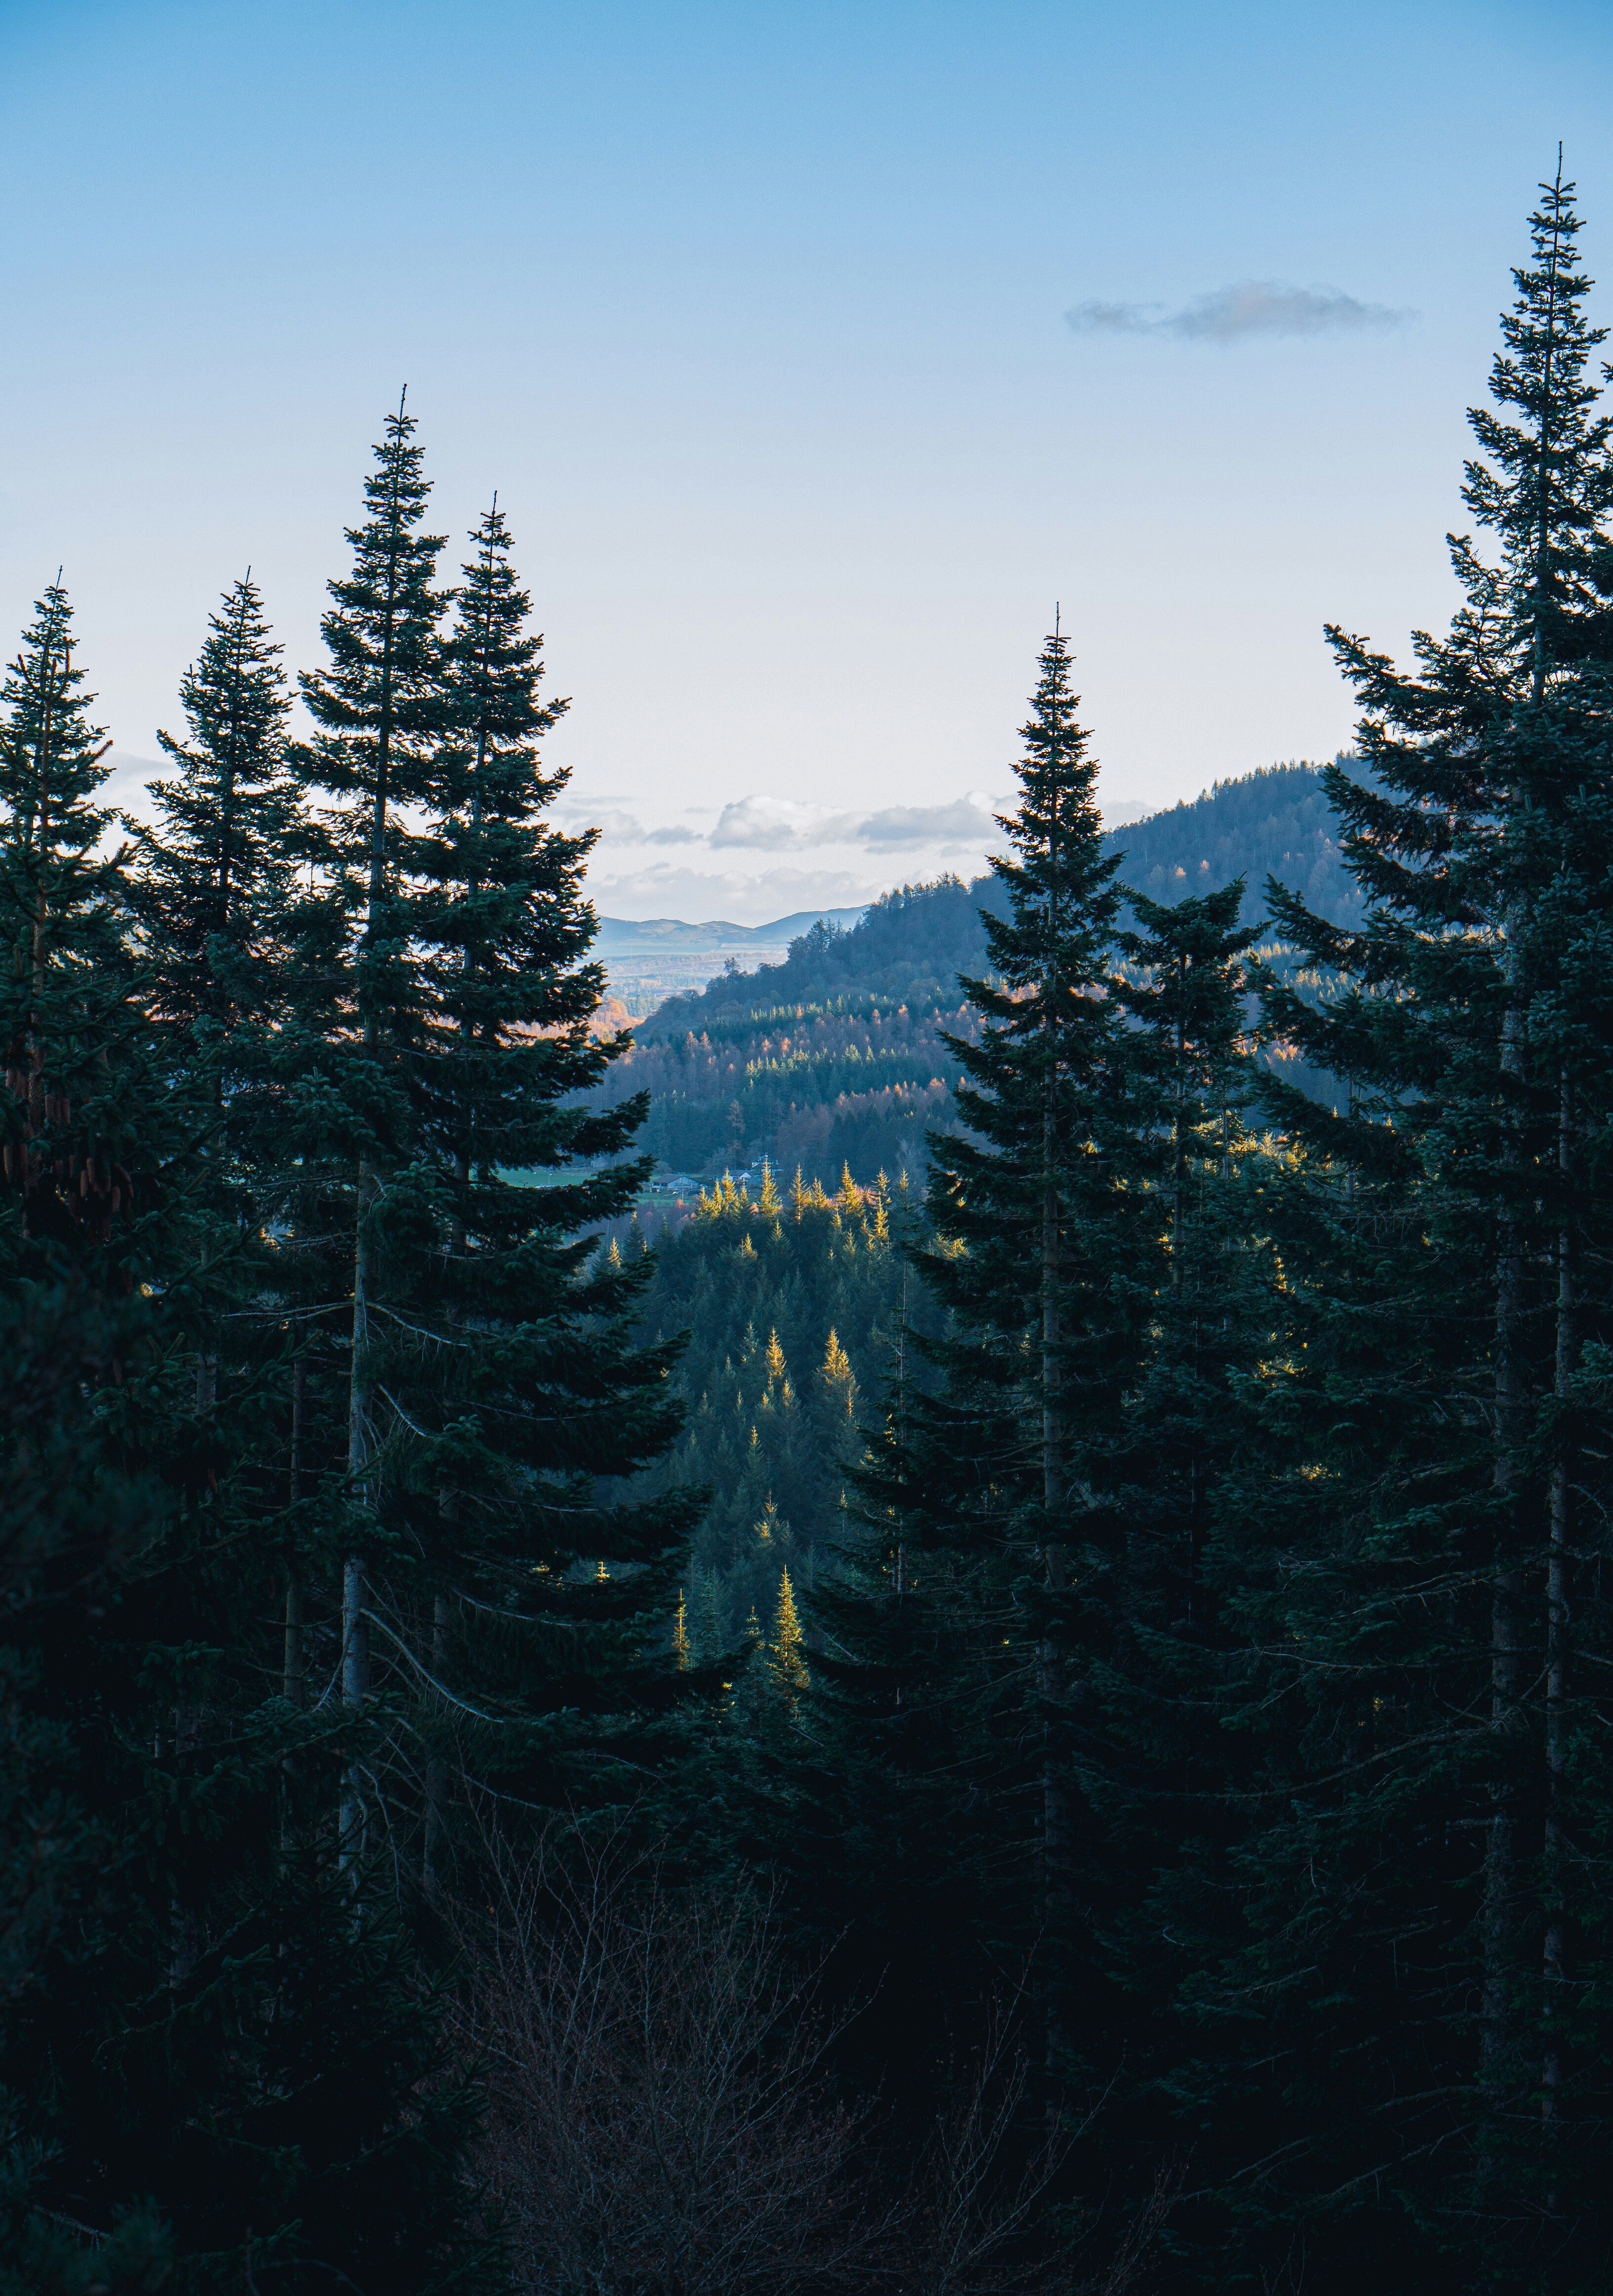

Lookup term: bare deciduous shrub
[454,1821,1177,2296]
[456,1823,881,2295]
[896,1998,1179,2296]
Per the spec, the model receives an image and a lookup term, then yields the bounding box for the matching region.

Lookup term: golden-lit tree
[770,1567,808,1709]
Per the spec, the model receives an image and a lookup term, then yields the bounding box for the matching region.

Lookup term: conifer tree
[926,621,1160,2091]
[770,1565,808,1709]
[0,582,113,853]
[1195,163,1613,2284]
[1110,880,1263,1624]
[777,627,1162,2137]
[276,485,698,1890]
[134,572,299,1048]
[284,392,450,1868]
[392,497,699,1866]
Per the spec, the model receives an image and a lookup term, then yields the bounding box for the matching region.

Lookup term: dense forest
[6,170,1613,2296]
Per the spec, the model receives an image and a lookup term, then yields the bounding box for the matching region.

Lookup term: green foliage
[0,576,496,2292]
[133,572,300,1045]
[1194,163,1613,2287]
[634,1164,922,1666]
[0,416,690,2287]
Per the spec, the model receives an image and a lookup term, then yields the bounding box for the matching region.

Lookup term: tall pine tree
[289,390,450,1872]
[1188,161,1613,2289]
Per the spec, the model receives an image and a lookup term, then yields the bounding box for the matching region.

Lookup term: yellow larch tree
[770,1566,808,1707]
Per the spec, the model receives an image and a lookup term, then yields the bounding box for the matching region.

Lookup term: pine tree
[0,581,114,856]
[1110,879,1263,1624]
[1190,163,1613,2285]
[769,1565,808,1709]
[766,627,1163,2150]
[286,392,451,1871]
[279,489,699,1890]
[923,620,1160,2094]
[134,572,299,1049]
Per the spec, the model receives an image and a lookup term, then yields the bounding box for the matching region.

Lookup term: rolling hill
[590,761,1361,1186]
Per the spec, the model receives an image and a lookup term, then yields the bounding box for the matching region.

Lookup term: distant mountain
[594,907,868,953]
[589,761,1363,1185]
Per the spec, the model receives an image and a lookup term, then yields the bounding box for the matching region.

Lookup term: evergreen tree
[134,572,299,1048]
[271,474,698,1898]
[771,627,1164,2158]
[350,495,701,1877]
[924,621,1161,2093]
[1187,163,1613,2288]
[769,1565,808,1709]
[1109,880,1263,1627]
[283,391,451,1871]
[0,582,113,854]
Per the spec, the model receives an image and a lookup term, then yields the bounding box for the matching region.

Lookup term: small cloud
[585,808,651,840]
[856,798,1000,849]
[590,861,878,925]
[1064,299,1162,335]
[1067,280,1411,345]
[104,749,164,825]
[555,806,701,845]
[710,797,826,851]
[710,793,1004,854]
[1171,282,1408,341]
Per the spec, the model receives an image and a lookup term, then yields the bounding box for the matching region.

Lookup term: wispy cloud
[556,806,702,846]
[591,862,876,925]
[1067,280,1411,344]
[709,794,1001,853]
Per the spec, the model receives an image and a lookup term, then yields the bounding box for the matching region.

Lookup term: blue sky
[3,0,1611,919]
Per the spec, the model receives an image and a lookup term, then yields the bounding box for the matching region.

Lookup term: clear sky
[3,0,1612,920]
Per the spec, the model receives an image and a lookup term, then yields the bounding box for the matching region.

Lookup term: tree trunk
[1040,1074,1071,2096]
[1482,970,1528,2113]
[1543,1073,1574,2142]
[284,1357,306,1710]
[422,1589,452,1896]
[340,1175,375,1880]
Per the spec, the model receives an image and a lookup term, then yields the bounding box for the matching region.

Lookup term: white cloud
[1067,281,1411,344]
[589,860,879,925]
[103,749,164,825]
[857,797,1000,847]
[707,792,1003,853]
[708,796,827,850]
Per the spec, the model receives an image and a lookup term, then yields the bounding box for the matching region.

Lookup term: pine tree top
[977,622,1122,1001]
[138,574,298,1034]
[1464,155,1613,679]
[297,393,450,860]
[0,584,113,859]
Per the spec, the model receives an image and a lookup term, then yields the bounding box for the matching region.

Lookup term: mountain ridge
[589,761,1361,1186]
[594,906,868,952]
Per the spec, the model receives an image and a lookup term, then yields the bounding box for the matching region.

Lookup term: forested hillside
[597,760,1357,1180]
[625,1166,936,1658]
